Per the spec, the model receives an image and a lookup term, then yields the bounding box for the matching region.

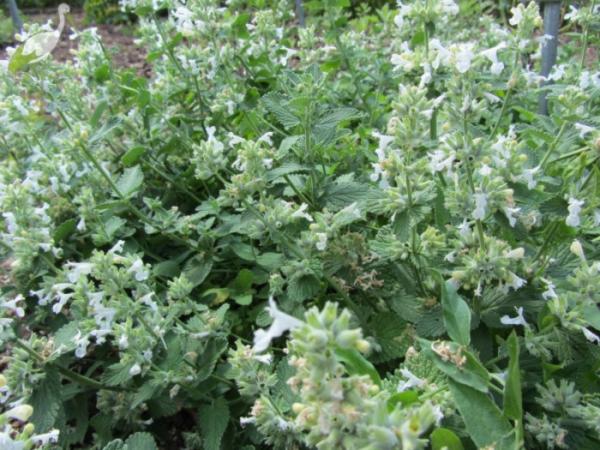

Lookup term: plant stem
[539,121,568,169]
[13,339,127,392]
[579,0,596,70]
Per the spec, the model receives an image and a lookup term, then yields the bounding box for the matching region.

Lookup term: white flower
[5,404,33,421]
[31,430,60,446]
[440,0,459,15]
[391,42,415,71]
[76,217,86,231]
[444,251,456,263]
[0,433,25,450]
[500,307,528,327]
[253,297,303,353]
[108,240,125,254]
[548,64,566,81]
[74,331,89,358]
[480,43,506,75]
[453,44,474,73]
[254,353,273,364]
[503,206,520,227]
[291,203,313,222]
[479,164,492,176]
[432,405,444,425]
[240,416,256,426]
[564,5,578,22]
[509,6,523,26]
[139,292,158,312]
[472,193,488,220]
[1,294,25,318]
[570,239,586,261]
[65,262,94,283]
[428,150,455,174]
[129,363,142,376]
[541,279,557,300]
[129,258,149,281]
[397,368,425,392]
[458,219,471,238]
[118,334,129,349]
[566,197,584,228]
[575,123,595,139]
[315,232,328,251]
[505,247,524,259]
[521,166,540,189]
[582,328,600,344]
[507,272,526,291]
[257,132,274,146]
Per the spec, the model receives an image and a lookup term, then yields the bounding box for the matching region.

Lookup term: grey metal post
[5,0,23,33]
[295,0,305,27]
[538,0,561,115]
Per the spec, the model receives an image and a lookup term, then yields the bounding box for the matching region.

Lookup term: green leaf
[441,281,471,346]
[387,391,418,411]
[431,428,465,450]
[183,255,213,287]
[262,93,300,129]
[125,432,158,450]
[448,380,513,448]
[102,440,125,450]
[287,274,321,302]
[277,136,302,156]
[198,397,230,450]
[256,253,284,271]
[318,107,360,127]
[121,146,146,167]
[334,347,381,386]
[116,165,144,198]
[230,269,254,292]
[503,332,523,421]
[29,367,62,432]
[53,218,77,242]
[420,339,489,393]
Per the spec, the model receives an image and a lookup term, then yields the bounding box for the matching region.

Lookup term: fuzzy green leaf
[116,165,144,198]
[198,397,230,450]
[125,432,158,450]
[441,281,471,346]
[503,332,523,422]
[431,428,465,450]
[448,380,514,449]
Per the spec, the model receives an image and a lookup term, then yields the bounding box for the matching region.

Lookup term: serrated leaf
[102,440,125,450]
[116,165,144,198]
[369,313,410,364]
[318,107,360,127]
[262,93,300,129]
[29,367,62,432]
[441,281,471,346]
[448,380,514,449]
[183,255,213,287]
[287,274,321,302]
[198,397,230,450]
[277,136,302,156]
[125,432,158,450]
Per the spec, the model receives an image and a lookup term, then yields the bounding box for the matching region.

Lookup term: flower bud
[292,403,304,414]
[23,423,35,436]
[570,239,586,261]
[6,404,33,422]
[336,329,361,348]
[356,339,371,353]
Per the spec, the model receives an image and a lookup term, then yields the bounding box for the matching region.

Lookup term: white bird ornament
[7,3,70,73]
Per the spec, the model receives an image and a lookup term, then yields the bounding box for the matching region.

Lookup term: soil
[0,8,151,76]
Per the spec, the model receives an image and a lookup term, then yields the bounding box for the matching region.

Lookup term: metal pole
[5,0,23,33]
[295,0,305,27]
[538,0,561,115]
